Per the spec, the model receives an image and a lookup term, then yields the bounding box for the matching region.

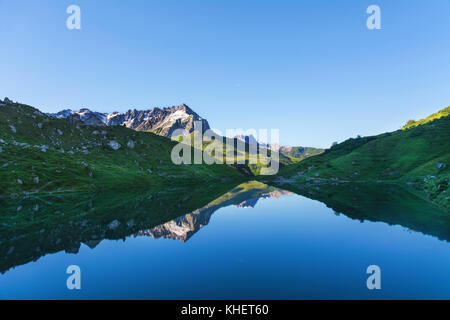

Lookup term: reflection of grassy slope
[0,181,241,273]
[270,113,449,209]
[279,182,450,242]
[205,180,277,207]
[0,103,245,195]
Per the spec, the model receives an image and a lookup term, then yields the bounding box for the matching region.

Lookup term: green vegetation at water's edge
[267,109,449,210]
[0,103,246,195]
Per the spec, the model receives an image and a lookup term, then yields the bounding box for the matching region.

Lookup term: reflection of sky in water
[1,192,450,299]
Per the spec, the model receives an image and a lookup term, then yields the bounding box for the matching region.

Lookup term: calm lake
[0,181,449,299]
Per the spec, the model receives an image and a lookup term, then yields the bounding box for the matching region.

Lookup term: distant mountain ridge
[49,104,323,162]
[234,134,324,160]
[49,103,210,138]
[50,108,108,127]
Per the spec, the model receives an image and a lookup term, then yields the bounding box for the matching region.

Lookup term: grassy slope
[403,106,450,130]
[173,133,298,176]
[0,103,245,196]
[269,112,450,210]
[280,146,324,161]
[277,146,324,167]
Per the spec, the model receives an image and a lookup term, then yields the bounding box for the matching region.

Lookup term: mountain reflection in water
[0,180,449,275]
[134,183,291,242]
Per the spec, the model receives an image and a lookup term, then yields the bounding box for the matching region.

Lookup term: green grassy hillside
[0,103,246,196]
[279,146,324,162]
[403,106,450,130]
[269,110,450,210]
[172,133,301,176]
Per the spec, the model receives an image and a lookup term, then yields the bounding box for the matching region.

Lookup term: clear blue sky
[1,0,449,148]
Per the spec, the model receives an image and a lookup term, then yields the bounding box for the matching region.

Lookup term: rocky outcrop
[108,140,121,150]
[3,97,13,104]
[50,109,107,126]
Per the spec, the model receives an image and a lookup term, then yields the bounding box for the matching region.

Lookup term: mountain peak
[49,103,210,138]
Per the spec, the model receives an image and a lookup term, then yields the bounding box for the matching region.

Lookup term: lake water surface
[0,181,449,299]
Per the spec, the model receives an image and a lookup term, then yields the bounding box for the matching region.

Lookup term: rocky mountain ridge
[49,103,210,138]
